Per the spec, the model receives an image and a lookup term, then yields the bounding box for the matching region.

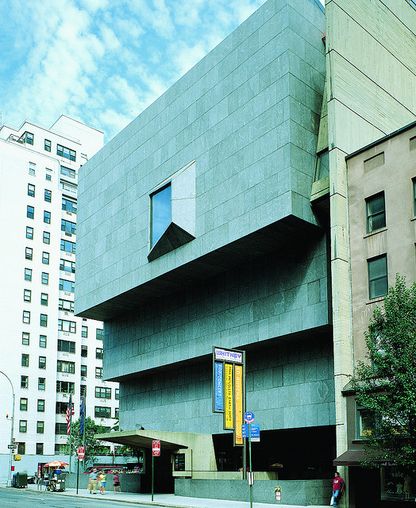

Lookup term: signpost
[243,411,256,508]
[76,446,85,495]
[151,440,160,501]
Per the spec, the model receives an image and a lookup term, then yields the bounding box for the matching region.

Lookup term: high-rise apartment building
[0,116,119,481]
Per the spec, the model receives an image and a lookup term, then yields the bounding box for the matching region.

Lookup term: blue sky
[0,0,323,141]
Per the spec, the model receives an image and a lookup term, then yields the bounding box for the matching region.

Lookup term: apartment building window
[27,205,34,219]
[95,387,111,399]
[413,178,416,216]
[28,162,36,176]
[38,377,46,391]
[19,420,27,433]
[37,421,45,434]
[96,348,103,360]
[61,219,76,235]
[59,299,74,312]
[81,365,88,377]
[42,252,49,264]
[36,443,44,455]
[25,247,33,260]
[22,310,31,324]
[23,289,31,302]
[81,325,88,338]
[81,345,88,357]
[27,183,35,197]
[60,258,76,273]
[21,354,29,367]
[368,254,388,299]
[23,131,34,145]
[40,313,48,327]
[43,210,51,224]
[57,144,76,162]
[95,406,111,418]
[45,169,52,181]
[43,231,50,244]
[60,239,76,254]
[59,279,74,292]
[96,328,104,340]
[41,272,49,285]
[58,339,76,353]
[22,332,30,345]
[58,319,76,333]
[24,268,32,281]
[37,400,45,412]
[20,376,28,389]
[55,423,68,435]
[61,166,76,179]
[56,402,69,414]
[44,139,51,152]
[62,197,77,214]
[38,356,46,369]
[39,335,47,348]
[56,381,75,394]
[44,189,52,202]
[95,367,103,379]
[17,442,26,454]
[40,293,48,306]
[80,385,87,397]
[26,226,34,240]
[115,388,119,400]
[366,192,386,233]
[20,398,28,411]
[57,360,75,374]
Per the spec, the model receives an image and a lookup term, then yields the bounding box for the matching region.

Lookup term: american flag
[66,395,74,435]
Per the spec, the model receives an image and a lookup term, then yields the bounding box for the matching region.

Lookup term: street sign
[244,411,255,423]
[152,439,161,457]
[77,446,85,460]
[242,424,260,441]
[7,445,16,450]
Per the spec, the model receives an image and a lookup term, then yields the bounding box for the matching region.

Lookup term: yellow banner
[224,363,234,430]
[234,364,244,445]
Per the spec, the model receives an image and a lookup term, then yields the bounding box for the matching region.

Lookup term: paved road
[0,488,151,508]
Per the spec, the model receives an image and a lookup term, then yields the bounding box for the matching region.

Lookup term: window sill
[366,296,385,305]
[363,227,387,239]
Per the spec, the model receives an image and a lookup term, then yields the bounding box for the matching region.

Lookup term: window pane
[368,255,388,299]
[151,184,171,246]
[366,193,386,233]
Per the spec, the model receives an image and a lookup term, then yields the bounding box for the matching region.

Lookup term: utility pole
[0,371,15,487]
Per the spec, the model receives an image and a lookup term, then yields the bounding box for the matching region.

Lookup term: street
[0,488,151,508]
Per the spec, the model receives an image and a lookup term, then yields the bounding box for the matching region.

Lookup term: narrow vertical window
[366,192,386,233]
[150,184,172,247]
[368,254,388,299]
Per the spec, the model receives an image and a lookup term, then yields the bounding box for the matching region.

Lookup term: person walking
[330,471,345,506]
[113,473,121,493]
[89,468,98,494]
[99,471,107,494]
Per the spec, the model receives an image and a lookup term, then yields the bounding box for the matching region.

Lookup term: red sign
[77,446,85,460]
[152,440,161,457]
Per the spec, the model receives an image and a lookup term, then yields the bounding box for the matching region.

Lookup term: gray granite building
[75,0,334,503]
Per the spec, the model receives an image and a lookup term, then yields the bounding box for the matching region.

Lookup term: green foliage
[352,275,416,472]
[65,417,109,465]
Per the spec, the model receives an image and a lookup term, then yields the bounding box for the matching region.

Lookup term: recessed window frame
[368,254,388,299]
[26,226,34,240]
[366,192,386,233]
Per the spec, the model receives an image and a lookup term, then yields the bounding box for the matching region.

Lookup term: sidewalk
[25,484,328,508]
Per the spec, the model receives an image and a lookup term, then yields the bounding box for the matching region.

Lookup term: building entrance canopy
[95,429,189,451]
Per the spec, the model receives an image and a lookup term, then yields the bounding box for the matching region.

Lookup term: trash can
[12,473,27,488]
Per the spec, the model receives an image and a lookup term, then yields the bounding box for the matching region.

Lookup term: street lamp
[0,371,15,487]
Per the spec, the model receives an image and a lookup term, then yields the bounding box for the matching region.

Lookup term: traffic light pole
[0,371,15,487]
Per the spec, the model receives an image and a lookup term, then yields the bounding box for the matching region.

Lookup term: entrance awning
[95,429,190,451]
[333,449,365,466]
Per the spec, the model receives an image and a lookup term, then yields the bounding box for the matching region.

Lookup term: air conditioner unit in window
[81,376,86,381]
[62,393,68,398]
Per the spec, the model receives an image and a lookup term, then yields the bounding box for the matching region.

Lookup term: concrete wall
[75,0,326,319]
[175,478,331,505]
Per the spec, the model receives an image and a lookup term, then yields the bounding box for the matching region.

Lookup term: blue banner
[214,362,224,412]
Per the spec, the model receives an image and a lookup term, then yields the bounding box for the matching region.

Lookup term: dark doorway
[139,448,174,494]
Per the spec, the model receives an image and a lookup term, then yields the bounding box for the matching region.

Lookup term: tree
[65,417,109,465]
[352,275,416,472]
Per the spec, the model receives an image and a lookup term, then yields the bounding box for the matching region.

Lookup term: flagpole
[67,394,73,474]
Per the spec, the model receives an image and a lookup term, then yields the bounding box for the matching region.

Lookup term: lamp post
[0,371,15,487]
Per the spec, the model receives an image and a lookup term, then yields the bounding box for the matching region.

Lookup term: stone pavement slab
[25,484,328,508]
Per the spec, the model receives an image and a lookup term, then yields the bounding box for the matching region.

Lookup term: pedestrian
[113,472,121,493]
[330,471,345,506]
[89,468,98,494]
[98,471,107,494]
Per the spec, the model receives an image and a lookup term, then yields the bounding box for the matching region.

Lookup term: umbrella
[44,461,69,468]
